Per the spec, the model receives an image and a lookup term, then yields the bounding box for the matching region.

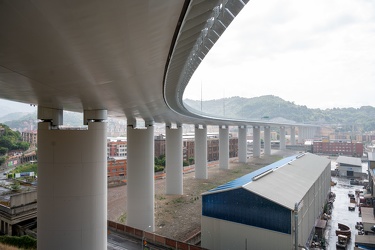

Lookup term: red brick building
[156,136,238,163]
[313,140,363,157]
[107,157,126,178]
[107,138,127,158]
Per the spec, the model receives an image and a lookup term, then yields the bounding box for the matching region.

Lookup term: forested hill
[184,95,375,132]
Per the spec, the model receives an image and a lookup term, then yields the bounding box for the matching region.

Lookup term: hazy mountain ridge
[184,95,375,132]
[0,112,33,123]
[1,111,84,131]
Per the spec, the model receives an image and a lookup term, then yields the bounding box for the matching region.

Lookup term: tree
[155,155,166,167]
[0,156,6,166]
[0,147,8,156]
[16,142,29,151]
[188,157,194,165]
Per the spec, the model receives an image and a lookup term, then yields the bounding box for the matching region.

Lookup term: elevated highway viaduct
[0,0,318,249]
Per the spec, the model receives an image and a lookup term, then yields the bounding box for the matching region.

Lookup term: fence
[107,220,205,250]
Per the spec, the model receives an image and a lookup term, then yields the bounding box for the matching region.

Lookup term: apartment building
[107,137,127,158]
[313,140,363,157]
[107,157,126,178]
[21,131,37,146]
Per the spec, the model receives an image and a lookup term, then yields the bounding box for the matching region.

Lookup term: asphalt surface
[107,231,141,250]
[326,176,365,250]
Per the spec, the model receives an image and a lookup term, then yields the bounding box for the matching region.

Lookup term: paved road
[326,176,364,250]
[107,231,141,250]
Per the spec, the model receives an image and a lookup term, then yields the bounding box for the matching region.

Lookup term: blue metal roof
[204,154,300,194]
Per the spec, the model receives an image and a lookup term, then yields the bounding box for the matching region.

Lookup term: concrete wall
[296,163,331,247]
[107,221,203,250]
[10,191,37,208]
[201,216,291,250]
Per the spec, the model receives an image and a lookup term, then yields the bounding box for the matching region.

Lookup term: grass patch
[156,194,166,200]
[0,235,36,250]
[118,212,127,224]
[172,197,185,204]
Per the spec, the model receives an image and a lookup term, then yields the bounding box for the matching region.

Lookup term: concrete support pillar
[127,122,155,232]
[310,127,315,140]
[253,126,261,158]
[238,126,247,163]
[219,126,229,169]
[298,126,304,144]
[195,125,207,179]
[307,127,311,140]
[37,108,107,250]
[290,126,296,145]
[8,223,12,236]
[264,126,271,156]
[165,124,183,195]
[279,126,286,150]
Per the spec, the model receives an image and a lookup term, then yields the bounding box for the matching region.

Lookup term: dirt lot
[108,152,294,242]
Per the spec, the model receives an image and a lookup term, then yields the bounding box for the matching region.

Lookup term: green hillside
[184,95,375,132]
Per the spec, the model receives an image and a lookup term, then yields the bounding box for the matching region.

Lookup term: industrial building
[336,155,362,178]
[201,153,331,250]
[0,180,37,237]
[313,140,363,157]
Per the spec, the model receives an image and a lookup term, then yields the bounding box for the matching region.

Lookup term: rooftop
[337,156,362,167]
[203,153,331,210]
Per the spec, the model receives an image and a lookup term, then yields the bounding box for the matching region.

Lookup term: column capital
[166,123,182,129]
[195,124,206,129]
[83,109,107,125]
[37,106,63,126]
[144,120,154,127]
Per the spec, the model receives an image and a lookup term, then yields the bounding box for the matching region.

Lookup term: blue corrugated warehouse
[201,153,331,250]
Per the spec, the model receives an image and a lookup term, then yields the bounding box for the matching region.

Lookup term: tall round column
[166,124,183,195]
[195,125,207,179]
[38,113,107,250]
[264,126,271,156]
[238,126,247,163]
[298,126,304,144]
[290,126,296,145]
[219,126,229,169]
[279,126,286,150]
[253,126,261,158]
[127,124,155,231]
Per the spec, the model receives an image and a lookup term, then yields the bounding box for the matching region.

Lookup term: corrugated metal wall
[296,163,331,246]
[202,188,291,234]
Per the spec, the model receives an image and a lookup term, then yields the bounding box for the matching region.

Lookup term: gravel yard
[108,153,291,242]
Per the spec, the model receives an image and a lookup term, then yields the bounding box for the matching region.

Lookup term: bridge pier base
[195,125,208,179]
[219,126,229,169]
[37,108,107,250]
[127,123,155,232]
[238,126,247,163]
[166,124,183,195]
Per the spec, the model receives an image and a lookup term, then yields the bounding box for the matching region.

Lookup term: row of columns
[36,107,315,249]
[0,220,12,235]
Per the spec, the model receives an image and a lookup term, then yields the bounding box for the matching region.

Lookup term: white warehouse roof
[243,153,331,210]
[337,156,362,167]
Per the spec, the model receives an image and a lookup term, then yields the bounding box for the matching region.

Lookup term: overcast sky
[183,0,375,109]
